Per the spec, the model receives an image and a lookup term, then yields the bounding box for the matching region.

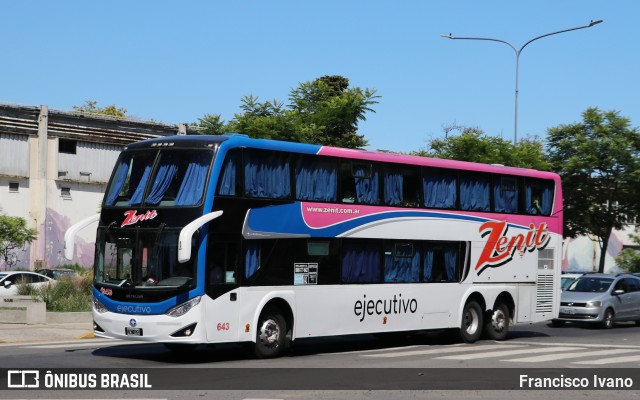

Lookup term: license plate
[561,308,575,315]
[125,327,143,336]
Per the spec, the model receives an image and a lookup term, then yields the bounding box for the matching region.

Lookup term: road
[1,321,640,399]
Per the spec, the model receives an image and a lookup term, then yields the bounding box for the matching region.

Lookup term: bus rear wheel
[484,303,510,341]
[459,301,483,343]
[254,307,287,359]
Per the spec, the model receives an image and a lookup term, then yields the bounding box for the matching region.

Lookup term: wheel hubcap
[259,319,280,349]
[464,308,479,334]
[492,309,506,332]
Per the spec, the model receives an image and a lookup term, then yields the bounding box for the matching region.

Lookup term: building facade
[0,103,194,271]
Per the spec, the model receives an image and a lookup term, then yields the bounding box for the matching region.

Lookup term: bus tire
[459,301,483,343]
[483,303,510,341]
[254,307,287,359]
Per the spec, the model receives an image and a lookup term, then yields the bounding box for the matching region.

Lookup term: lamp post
[441,20,603,144]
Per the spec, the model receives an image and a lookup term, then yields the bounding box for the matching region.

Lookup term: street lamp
[441,20,603,144]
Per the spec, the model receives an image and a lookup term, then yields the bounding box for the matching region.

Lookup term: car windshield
[567,276,613,293]
[103,149,213,207]
[561,276,578,290]
[95,228,196,289]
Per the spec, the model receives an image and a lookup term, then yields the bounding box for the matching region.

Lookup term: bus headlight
[586,301,602,307]
[166,296,201,318]
[93,297,108,314]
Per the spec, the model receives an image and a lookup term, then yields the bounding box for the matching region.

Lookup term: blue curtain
[494,183,518,213]
[526,183,553,215]
[218,152,238,196]
[423,247,434,282]
[245,242,259,278]
[244,152,291,199]
[105,159,130,206]
[444,245,458,281]
[342,242,380,283]
[354,165,379,205]
[460,176,490,211]
[175,154,210,206]
[541,185,552,215]
[295,158,337,201]
[424,172,456,209]
[129,165,151,206]
[146,163,178,205]
[384,170,403,206]
[384,244,420,283]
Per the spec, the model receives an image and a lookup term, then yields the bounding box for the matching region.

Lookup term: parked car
[0,271,55,295]
[553,273,640,328]
[35,268,78,280]
[560,272,584,291]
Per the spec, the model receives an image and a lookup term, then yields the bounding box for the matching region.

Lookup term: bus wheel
[255,307,287,359]
[484,303,510,341]
[459,301,483,343]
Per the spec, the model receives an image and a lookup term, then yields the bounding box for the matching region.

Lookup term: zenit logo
[476,221,551,275]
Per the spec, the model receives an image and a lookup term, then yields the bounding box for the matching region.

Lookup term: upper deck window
[423,169,457,209]
[460,174,490,212]
[244,151,291,199]
[525,179,554,216]
[494,175,519,214]
[295,157,337,202]
[104,150,213,207]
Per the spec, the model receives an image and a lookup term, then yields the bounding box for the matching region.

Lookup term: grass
[17,269,93,312]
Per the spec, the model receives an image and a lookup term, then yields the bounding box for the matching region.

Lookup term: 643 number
[216,322,230,331]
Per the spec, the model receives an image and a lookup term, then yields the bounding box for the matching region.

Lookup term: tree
[616,229,640,273]
[413,124,550,170]
[289,75,379,148]
[197,75,379,149]
[0,212,37,270]
[73,100,127,118]
[547,107,640,273]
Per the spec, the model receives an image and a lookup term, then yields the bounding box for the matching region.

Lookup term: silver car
[553,273,640,329]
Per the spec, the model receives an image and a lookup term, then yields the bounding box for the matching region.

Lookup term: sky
[1,1,638,153]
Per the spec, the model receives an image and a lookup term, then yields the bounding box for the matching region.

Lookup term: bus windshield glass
[95,229,196,289]
[104,149,213,207]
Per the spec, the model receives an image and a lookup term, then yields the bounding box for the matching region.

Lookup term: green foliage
[37,272,93,312]
[73,100,127,118]
[547,107,640,272]
[0,212,37,269]
[414,124,550,170]
[197,75,379,148]
[197,113,227,135]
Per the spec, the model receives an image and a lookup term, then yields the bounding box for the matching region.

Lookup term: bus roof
[128,134,559,181]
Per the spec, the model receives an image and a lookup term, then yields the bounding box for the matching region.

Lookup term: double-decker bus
[65,134,562,358]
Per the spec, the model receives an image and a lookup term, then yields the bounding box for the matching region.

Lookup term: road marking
[573,354,640,365]
[510,340,640,350]
[362,344,524,358]
[437,346,584,360]
[504,348,633,362]
[319,345,430,356]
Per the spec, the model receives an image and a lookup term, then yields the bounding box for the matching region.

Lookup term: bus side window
[423,242,460,283]
[494,175,519,214]
[295,156,338,202]
[341,240,381,283]
[217,150,242,196]
[341,162,380,205]
[525,179,553,216]
[244,150,291,199]
[208,241,239,284]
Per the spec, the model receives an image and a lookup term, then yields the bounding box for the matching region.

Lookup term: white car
[0,271,54,295]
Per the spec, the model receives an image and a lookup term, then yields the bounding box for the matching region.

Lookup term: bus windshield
[104,149,213,207]
[95,229,196,289]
